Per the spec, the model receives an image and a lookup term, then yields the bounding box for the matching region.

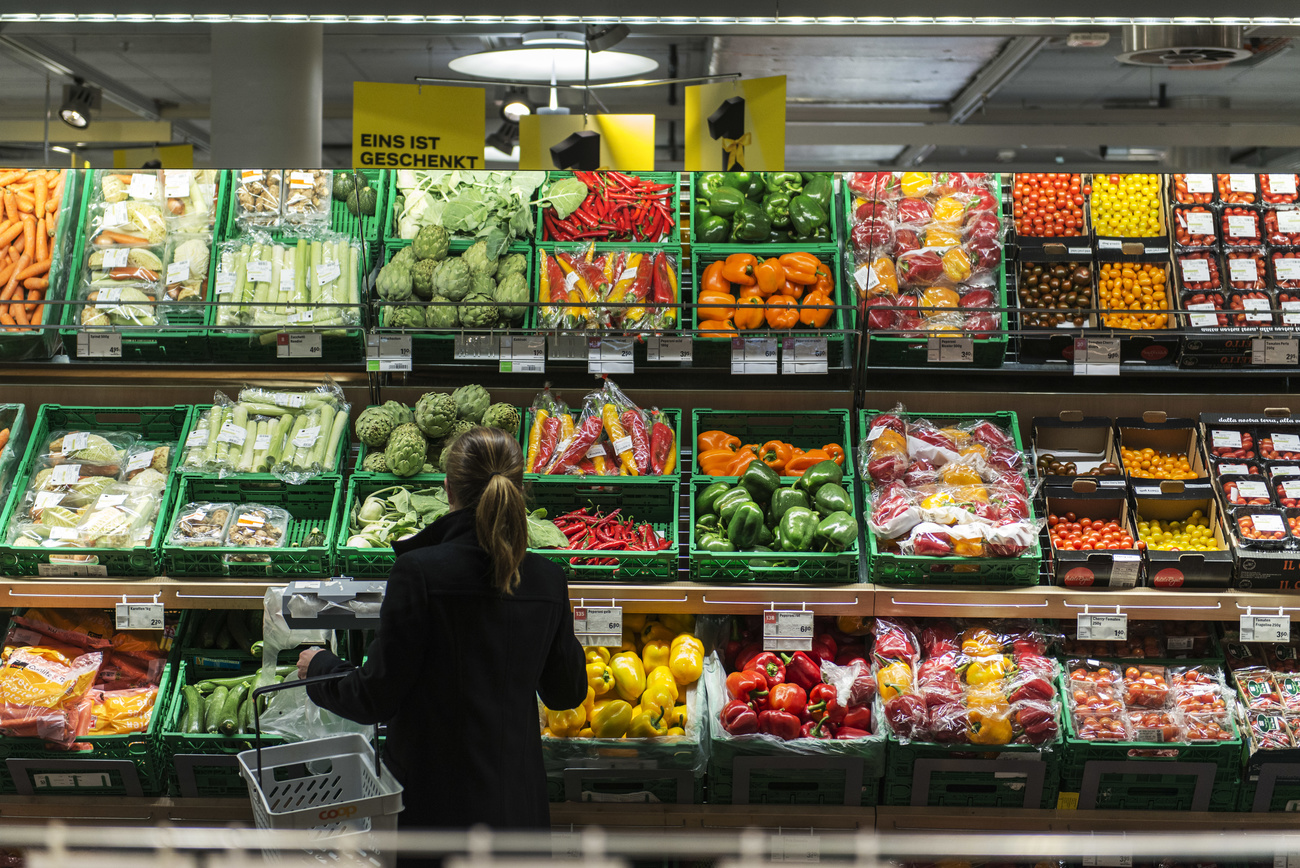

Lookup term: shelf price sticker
[782,337,828,375]
[1185,174,1213,194]
[646,335,692,363]
[115,602,165,631]
[573,606,622,646]
[771,834,821,863]
[366,333,413,372]
[77,331,122,359]
[499,336,545,374]
[1274,850,1300,868]
[926,335,973,364]
[1110,553,1141,589]
[1077,612,1128,642]
[1253,337,1299,366]
[276,332,321,359]
[763,610,814,651]
[1083,856,1132,868]
[549,331,590,362]
[588,337,634,374]
[454,332,498,361]
[732,337,778,375]
[1241,613,1291,643]
[1073,337,1121,377]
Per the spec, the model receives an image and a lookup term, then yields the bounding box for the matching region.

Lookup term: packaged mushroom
[162,235,211,302]
[161,169,219,231]
[223,504,290,563]
[83,246,164,292]
[282,170,332,225]
[235,170,283,228]
[169,502,235,547]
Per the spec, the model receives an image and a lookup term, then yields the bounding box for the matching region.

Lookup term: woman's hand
[297,647,324,679]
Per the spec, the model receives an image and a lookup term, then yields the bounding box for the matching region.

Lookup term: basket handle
[249,669,378,781]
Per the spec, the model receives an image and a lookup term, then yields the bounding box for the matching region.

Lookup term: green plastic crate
[882,736,1062,809]
[528,476,679,582]
[535,243,684,337]
[0,403,29,495]
[520,407,682,480]
[687,478,858,584]
[688,172,841,250]
[331,169,387,271]
[175,608,295,677]
[160,474,341,578]
[1240,749,1300,811]
[0,404,193,578]
[60,171,224,363]
[535,171,682,244]
[691,408,853,481]
[159,659,286,798]
[689,246,852,369]
[336,474,447,579]
[385,170,536,251]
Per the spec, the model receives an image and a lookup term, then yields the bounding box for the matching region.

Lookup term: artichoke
[498,252,527,279]
[494,271,528,323]
[425,296,460,329]
[355,405,395,448]
[457,292,499,329]
[382,400,415,427]
[390,246,416,268]
[412,259,437,299]
[413,225,450,262]
[451,384,491,423]
[470,273,496,301]
[435,258,472,302]
[387,305,426,330]
[376,261,413,301]
[463,240,498,279]
[415,392,457,439]
[482,402,521,436]
[360,451,389,473]
[383,423,428,478]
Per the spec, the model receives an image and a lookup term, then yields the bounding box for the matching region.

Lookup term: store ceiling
[0,22,1297,169]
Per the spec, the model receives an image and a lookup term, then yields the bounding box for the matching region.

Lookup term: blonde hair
[445,426,528,594]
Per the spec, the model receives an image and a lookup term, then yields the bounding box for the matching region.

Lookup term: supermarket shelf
[0,577,275,609]
[0,795,254,826]
[873,583,1293,619]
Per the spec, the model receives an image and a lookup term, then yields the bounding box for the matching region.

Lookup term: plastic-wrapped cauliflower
[463,240,498,279]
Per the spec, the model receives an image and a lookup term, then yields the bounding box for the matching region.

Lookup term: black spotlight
[487,121,519,155]
[60,78,99,130]
[550,130,601,171]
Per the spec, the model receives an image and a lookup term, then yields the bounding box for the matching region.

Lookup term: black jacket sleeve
[306,558,424,724]
[536,597,587,711]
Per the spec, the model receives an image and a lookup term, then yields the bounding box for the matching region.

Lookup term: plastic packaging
[222,504,291,564]
[82,245,164,293]
[92,169,162,206]
[87,200,167,247]
[163,234,211,302]
[169,502,235,547]
[0,645,101,746]
[212,230,361,331]
[161,168,220,231]
[235,170,282,227]
[281,170,332,225]
[77,286,165,329]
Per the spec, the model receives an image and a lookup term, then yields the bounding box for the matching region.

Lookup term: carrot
[24,287,40,312]
[10,237,21,256]
[0,263,13,289]
[94,230,147,246]
[29,303,43,326]
[14,192,33,213]
[1,193,15,225]
[0,222,21,248]
[2,253,29,301]
[21,216,34,259]
[0,171,22,187]
[33,176,46,217]
[18,258,48,281]
[35,218,46,263]
[0,312,15,329]
[23,278,47,292]
[0,428,9,452]
[10,301,27,326]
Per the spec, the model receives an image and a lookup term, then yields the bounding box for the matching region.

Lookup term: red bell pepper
[841,659,877,706]
[782,651,822,692]
[897,249,945,286]
[733,641,763,674]
[745,652,786,687]
[807,683,845,726]
[800,719,835,740]
[758,709,801,741]
[872,620,918,664]
[835,644,867,667]
[767,683,808,718]
[1008,675,1054,705]
[834,726,871,740]
[1016,704,1057,744]
[842,704,872,732]
[811,633,837,663]
[726,670,769,707]
[884,694,927,740]
[920,621,959,658]
[720,699,759,735]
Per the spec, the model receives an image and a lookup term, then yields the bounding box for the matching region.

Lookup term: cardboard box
[1093,174,1171,257]
[1131,484,1234,588]
[1094,249,1180,364]
[1032,412,1125,490]
[1118,412,1210,484]
[1046,480,1143,589]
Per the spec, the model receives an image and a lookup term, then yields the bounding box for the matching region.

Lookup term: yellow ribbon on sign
[722,133,751,170]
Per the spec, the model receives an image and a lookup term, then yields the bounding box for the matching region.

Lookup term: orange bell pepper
[701,260,731,296]
[782,279,805,301]
[799,288,833,328]
[698,290,736,323]
[779,252,820,285]
[754,258,785,296]
[814,265,834,297]
[727,448,758,475]
[784,449,833,476]
[698,431,741,453]
[733,295,766,331]
[698,319,736,336]
[760,440,792,473]
[822,443,845,466]
[722,253,757,286]
[699,447,741,475]
[765,294,799,329]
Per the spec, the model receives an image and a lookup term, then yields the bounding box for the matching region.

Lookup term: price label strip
[646,335,692,363]
[1241,612,1291,643]
[454,332,499,361]
[1074,337,1121,377]
[77,331,123,359]
[588,337,634,374]
[926,335,973,364]
[115,601,165,631]
[366,333,413,372]
[782,337,828,375]
[1253,337,1300,366]
[1077,612,1128,642]
[549,331,590,361]
[276,332,322,359]
[499,336,545,374]
[573,606,622,646]
[763,610,814,651]
[731,337,778,375]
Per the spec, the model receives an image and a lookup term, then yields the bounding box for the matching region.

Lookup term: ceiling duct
[1116,26,1252,68]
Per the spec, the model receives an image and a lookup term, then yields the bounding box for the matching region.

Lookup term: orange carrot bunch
[0,168,67,331]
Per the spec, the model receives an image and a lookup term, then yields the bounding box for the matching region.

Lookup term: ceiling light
[501,90,535,122]
[50,145,71,154]
[449,31,657,82]
[59,79,98,130]
[486,121,519,155]
[585,23,629,52]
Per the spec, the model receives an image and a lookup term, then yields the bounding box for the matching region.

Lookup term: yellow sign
[112,144,194,169]
[352,82,485,170]
[518,115,655,171]
[685,76,786,171]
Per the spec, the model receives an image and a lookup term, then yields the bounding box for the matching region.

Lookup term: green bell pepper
[789,194,828,238]
[698,215,730,244]
[716,487,755,523]
[728,501,765,549]
[769,487,810,526]
[813,482,852,517]
[719,172,751,192]
[768,228,792,243]
[730,200,771,242]
[778,506,819,553]
[762,193,791,229]
[696,197,714,220]
[810,224,831,241]
[802,175,833,215]
[816,510,859,552]
[756,522,775,547]
[696,513,721,534]
[796,459,844,496]
[696,481,731,517]
[764,172,803,195]
[698,172,729,199]
[708,186,746,218]
[738,461,780,504]
[742,175,767,201]
[698,531,735,552]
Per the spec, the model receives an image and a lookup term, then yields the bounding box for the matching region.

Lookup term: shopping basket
[237,672,404,857]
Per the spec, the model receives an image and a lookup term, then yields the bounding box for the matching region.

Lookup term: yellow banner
[352,82,486,170]
[112,144,193,169]
[518,114,655,171]
[684,76,786,171]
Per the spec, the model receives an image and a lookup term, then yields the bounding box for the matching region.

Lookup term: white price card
[1230,257,1260,283]
[573,606,622,646]
[1254,513,1287,534]
[1238,480,1270,499]
[1184,211,1215,236]
[115,602,164,631]
[246,259,273,283]
[763,610,814,651]
[782,337,828,375]
[316,261,342,286]
[731,336,779,375]
[276,332,322,359]
[1074,337,1121,376]
[771,834,821,864]
[1186,302,1219,328]
[1228,214,1257,238]
[1180,258,1211,283]
[1253,338,1300,366]
[50,464,82,486]
[588,337,634,374]
[36,563,107,578]
[1275,851,1300,868]
[164,170,192,199]
[1083,855,1132,868]
[215,273,236,297]
[77,331,122,359]
[499,336,545,374]
[1077,613,1128,641]
[167,260,191,285]
[454,332,498,361]
[1185,174,1213,193]
[646,335,692,363]
[366,333,413,372]
[127,172,157,200]
[549,331,590,361]
[1110,553,1141,589]
[102,248,129,269]
[1230,173,1257,193]
[1241,613,1291,643]
[926,335,974,364]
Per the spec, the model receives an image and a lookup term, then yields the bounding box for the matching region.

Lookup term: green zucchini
[238,695,253,734]
[182,685,205,734]
[204,686,228,733]
[195,665,293,692]
[217,683,247,736]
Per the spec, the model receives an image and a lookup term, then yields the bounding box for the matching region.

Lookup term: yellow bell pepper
[610,651,647,703]
[585,646,611,664]
[965,682,1006,708]
[659,614,696,634]
[623,613,648,632]
[641,622,673,644]
[961,628,1003,657]
[582,686,596,719]
[665,704,688,729]
[587,660,614,696]
[666,726,685,736]
[620,629,640,652]
[545,704,586,738]
[877,661,913,700]
[642,639,671,672]
[640,682,677,717]
[668,636,704,685]
[968,704,1013,745]
[964,655,1010,686]
[578,727,593,738]
[628,708,668,738]
[590,700,633,738]
[953,537,986,557]
[646,665,679,701]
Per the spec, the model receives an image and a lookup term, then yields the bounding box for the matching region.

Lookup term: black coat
[307,508,587,840]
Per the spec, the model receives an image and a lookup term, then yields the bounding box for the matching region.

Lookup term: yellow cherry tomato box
[1131,483,1233,589]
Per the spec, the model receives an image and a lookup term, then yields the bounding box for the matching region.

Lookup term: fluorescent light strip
[3,12,1300,23]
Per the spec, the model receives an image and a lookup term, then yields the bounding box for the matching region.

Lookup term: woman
[299,426,587,853]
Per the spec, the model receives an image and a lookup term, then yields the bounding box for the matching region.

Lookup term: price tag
[278,267,295,295]
[77,331,122,359]
[1220,463,1250,475]
[1255,513,1288,533]
[1274,433,1300,452]
[1230,173,1257,193]
[1185,212,1215,236]
[1253,338,1299,366]
[1073,337,1120,376]
[1283,300,1300,326]
[1270,174,1299,195]
[1212,429,1242,449]
[276,332,322,359]
[1182,174,1212,193]
[316,261,342,286]
[217,419,247,446]
[1083,852,1132,866]
[125,451,152,474]
[101,248,129,269]
[292,426,321,449]
[646,335,692,363]
[215,273,236,297]
[926,335,974,364]
[782,337,828,375]
[1077,613,1128,641]
[1241,613,1291,643]
[166,260,190,285]
[115,602,164,630]
[1228,214,1257,238]
[549,331,590,361]
[164,170,192,199]
[1180,258,1211,283]
[1274,850,1300,868]
[588,338,634,374]
[127,172,157,200]
[103,202,127,227]
[50,464,82,486]
[573,606,622,646]
[499,336,545,374]
[33,491,64,510]
[61,432,90,452]
[453,332,498,360]
[1239,480,1271,499]
[763,610,814,651]
[1110,553,1141,589]
[1186,302,1219,328]
[1278,212,1300,235]
[771,834,821,864]
[366,333,413,372]
[288,170,315,188]
[731,337,778,374]
[1230,257,1260,283]
[246,259,272,283]
[1283,481,1300,501]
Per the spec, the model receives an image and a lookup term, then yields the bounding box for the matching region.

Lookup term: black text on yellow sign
[352,82,486,170]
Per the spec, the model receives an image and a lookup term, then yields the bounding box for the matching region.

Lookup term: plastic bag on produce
[820,658,877,709]
[850,253,900,303]
[846,171,903,204]
[543,391,606,476]
[87,685,157,734]
[81,245,164,292]
[163,234,212,302]
[524,387,571,473]
[169,502,235,548]
[1248,711,1296,751]
[0,645,101,746]
[301,232,362,328]
[92,169,162,207]
[281,169,332,225]
[872,618,920,667]
[597,248,655,330]
[41,429,138,476]
[259,670,372,744]
[161,169,220,231]
[234,169,283,228]
[258,586,329,687]
[866,483,919,539]
[66,483,162,550]
[1013,699,1059,745]
[10,608,115,651]
[222,504,291,564]
[538,247,608,331]
[120,442,170,489]
[77,286,166,330]
[87,199,168,247]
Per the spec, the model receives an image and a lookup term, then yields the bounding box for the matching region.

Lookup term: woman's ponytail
[445,426,528,594]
